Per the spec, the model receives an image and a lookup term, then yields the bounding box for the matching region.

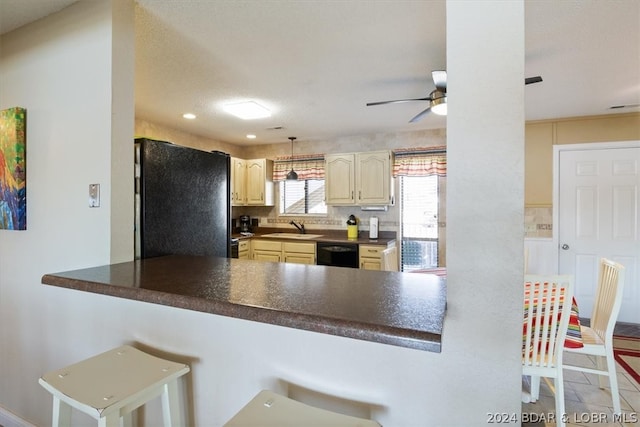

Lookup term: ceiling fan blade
[610,103,640,109]
[409,106,431,123]
[366,97,431,107]
[432,70,447,91]
[525,76,543,85]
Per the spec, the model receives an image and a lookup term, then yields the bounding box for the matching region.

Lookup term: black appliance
[317,242,359,268]
[239,215,251,233]
[230,238,239,258]
[135,138,231,259]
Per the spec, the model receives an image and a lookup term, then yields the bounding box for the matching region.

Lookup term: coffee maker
[239,215,251,233]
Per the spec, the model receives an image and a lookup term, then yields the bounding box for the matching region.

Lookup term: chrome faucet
[289,220,305,234]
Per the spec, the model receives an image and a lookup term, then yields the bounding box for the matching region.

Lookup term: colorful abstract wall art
[0,107,27,230]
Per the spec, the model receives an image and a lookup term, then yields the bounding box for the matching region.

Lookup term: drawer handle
[368,249,377,253]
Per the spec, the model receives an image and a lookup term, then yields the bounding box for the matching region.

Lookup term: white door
[558,145,640,323]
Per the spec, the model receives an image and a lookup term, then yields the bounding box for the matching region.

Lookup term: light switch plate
[89,184,100,207]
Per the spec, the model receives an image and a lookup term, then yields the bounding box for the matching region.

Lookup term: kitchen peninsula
[41,255,446,352]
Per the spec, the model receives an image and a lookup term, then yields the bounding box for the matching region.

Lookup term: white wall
[443,0,524,422]
[0,1,523,425]
[0,0,133,424]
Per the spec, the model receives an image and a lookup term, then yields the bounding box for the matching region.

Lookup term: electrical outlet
[89,184,100,207]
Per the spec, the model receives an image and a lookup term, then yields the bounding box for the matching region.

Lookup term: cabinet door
[283,253,315,264]
[245,159,275,206]
[283,242,316,264]
[246,159,266,205]
[238,240,250,259]
[359,244,384,270]
[325,154,355,205]
[253,250,282,262]
[356,151,390,204]
[360,259,381,270]
[231,158,246,206]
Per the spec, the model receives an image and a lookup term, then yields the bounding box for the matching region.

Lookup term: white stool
[224,390,381,426]
[39,345,190,427]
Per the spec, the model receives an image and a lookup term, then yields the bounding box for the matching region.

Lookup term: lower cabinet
[251,240,282,262]
[359,243,396,270]
[251,240,316,265]
[283,242,316,265]
[238,240,250,260]
[249,239,394,269]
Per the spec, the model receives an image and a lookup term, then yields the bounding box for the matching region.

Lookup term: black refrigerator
[134,138,231,259]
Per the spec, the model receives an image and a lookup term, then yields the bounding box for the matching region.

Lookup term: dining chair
[563,258,625,414]
[522,274,575,427]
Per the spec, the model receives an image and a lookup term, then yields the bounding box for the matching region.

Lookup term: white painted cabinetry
[231,158,246,206]
[359,242,396,270]
[231,158,274,206]
[251,240,316,265]
[325,151,393,205]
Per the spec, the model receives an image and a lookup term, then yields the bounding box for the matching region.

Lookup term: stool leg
[52,397,71,427]
[161,379,183,427]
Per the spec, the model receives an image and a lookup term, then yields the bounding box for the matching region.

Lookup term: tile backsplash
[234,205,399,234]
[524,206,553,238]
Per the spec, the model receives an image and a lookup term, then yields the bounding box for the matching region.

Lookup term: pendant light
[286,137,298,180]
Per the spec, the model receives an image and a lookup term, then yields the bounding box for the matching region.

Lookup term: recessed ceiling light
[182,113,196,119]
[246,134,257,139]
[223,101,271,120]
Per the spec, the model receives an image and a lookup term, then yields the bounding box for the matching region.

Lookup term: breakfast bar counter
[41,255,446,352]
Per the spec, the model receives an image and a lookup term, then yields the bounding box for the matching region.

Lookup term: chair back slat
[523,275,575,369]
[590,258,625,343]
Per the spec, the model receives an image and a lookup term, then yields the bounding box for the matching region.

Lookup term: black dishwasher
[316,242,359,268]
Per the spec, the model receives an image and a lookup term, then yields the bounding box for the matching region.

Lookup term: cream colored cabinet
[251,239,282,262]
[359,244,384,270]
[231,158,274,206]
[325,154,356,204]
[325,151,393,206]
[283,242,316,265]
[238,240,250,259]
[246,159,275,206]
[359,242,396,270]
[231,157,247,206]
[251,240,316,265]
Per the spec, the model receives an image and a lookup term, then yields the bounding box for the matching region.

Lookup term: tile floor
[522,322,640,427]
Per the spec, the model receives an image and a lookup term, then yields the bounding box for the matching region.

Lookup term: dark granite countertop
[41,255,446,352]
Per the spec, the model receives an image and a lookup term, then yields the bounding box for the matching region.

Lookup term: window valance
[392,146,447,177]
[273,154,325,181]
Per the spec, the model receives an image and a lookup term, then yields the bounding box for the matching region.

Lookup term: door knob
[561,244,570,250]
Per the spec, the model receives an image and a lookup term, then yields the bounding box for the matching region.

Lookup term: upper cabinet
[231,157,274,206]
[231,158,247,206]
[325,151,393,206]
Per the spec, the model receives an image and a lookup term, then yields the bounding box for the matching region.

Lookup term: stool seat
[39,345,189,427]
[224,390,380,426]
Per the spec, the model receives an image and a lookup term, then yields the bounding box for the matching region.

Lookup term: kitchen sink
[260,233,324,240]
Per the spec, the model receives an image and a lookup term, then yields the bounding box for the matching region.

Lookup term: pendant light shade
[286,137,298,180]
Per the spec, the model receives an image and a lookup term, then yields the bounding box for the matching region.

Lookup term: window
[400,175,439,271]
[279,179,327,215]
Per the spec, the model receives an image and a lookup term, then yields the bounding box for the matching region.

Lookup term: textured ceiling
[0,0,78,34]
[2,1,639,146]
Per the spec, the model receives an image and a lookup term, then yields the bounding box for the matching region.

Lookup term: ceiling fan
[609,104,640,110]
[367,70,543,123]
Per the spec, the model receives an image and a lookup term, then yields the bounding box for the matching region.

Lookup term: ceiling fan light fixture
[430,90,447,116]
